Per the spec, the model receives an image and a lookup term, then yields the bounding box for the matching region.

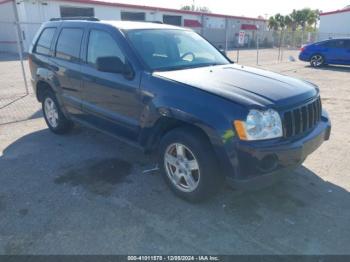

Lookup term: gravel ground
[0,50,350,255]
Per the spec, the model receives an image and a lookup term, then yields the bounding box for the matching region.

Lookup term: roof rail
[49,17,99,21]
[149,21,163,24]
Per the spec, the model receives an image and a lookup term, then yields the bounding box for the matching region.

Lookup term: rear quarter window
[55,28,84,62]
[35,27,56,56]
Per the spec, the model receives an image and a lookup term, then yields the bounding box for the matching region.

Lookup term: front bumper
[227,112,331,183]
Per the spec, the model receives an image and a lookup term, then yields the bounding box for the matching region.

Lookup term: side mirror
[219,49,226,56]
[96,56,133,78]
[219,49,234,63]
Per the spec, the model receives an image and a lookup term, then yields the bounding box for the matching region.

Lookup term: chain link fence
[0,18,43,125]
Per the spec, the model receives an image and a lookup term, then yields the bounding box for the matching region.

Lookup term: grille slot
[283,97,322,138]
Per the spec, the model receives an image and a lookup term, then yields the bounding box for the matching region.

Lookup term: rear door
[343,40,350,65]
[51,25,85,117]
[325,39,348,64]
[80,25,142,140]
[323,40,338,63]
[29,26,57,87]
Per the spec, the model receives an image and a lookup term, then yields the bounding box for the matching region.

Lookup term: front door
[80,27,141,140]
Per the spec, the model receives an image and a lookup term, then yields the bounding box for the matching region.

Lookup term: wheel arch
[141,116,214,153]
[36,80,54,102]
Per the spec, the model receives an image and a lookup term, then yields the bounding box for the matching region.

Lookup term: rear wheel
[310,54,325,67]
[158,127,224,202]
[42,90,73,134]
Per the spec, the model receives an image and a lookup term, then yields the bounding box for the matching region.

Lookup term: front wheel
[158,127,224,202]
[42,90,73,134]
[310,54,325,67]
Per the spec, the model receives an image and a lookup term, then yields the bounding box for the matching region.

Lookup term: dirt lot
[0,50,350,254]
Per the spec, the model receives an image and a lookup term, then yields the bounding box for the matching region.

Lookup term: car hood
[153,64,318,108]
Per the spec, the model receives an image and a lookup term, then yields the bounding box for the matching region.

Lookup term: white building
[0,0,268,53]
[319,7,350,40]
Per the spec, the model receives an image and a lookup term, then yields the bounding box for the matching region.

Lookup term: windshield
[126,29,230,71]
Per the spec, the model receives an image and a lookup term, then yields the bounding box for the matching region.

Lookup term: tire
[310,54,325,67]
[42,90,73,134]
[158,127,224,202]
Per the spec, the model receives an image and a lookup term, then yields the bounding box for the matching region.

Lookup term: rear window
[35,27,56,55]
[55,28,84,62]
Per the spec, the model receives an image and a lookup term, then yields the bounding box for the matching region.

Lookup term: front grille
[283,97,322,137]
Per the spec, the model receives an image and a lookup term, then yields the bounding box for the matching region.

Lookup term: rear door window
[326,40,346,48]
[55,28,84,62]
[35,27,56,55]
[344,40,350,49]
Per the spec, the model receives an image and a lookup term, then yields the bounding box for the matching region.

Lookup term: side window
[35,27,56,55]
[87,30,125,66]
[335,40,346,48]
[55,28,83,62]
[323,41,332,48]
[345,40,350,49]
[327,40,346,48]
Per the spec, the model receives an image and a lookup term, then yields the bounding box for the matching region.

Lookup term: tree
[269,8,320,32]
[197,6,211,13]
[180,5,211,13]
[181,5,193,11]
[307,9,320,30]
[268,13,287,30]
[268,16,279,31]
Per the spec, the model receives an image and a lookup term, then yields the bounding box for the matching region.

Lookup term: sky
[109,0,350,18]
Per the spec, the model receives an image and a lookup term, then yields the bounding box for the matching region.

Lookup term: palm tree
[268,16,279,31]
[307,9,320,30]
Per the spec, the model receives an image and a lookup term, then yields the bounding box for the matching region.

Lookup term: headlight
[234,109,282,141]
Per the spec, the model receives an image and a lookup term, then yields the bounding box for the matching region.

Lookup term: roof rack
[49,17,99,21]
[149,21,163,24]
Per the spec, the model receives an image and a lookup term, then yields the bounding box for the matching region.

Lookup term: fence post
[277,31,282,62]
[256,30,259,65]
[280,31,285,62]
[12,1,29,95]
[225,17,228,52]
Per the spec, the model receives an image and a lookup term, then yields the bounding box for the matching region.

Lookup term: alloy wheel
[164,143,200,192]
[310,55,324,67]
[44,97,59,128]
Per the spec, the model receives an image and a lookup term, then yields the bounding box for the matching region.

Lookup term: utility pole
[256,32,259,65]
[225,18,228,52]
[12,0,29,95]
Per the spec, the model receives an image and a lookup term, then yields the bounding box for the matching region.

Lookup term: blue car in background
[299,38,350,67]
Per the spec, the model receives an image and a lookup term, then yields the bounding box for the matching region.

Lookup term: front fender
[139,90,245,178]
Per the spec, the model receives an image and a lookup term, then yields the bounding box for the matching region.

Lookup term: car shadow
[306,64,350,72]
[0,128,349,254]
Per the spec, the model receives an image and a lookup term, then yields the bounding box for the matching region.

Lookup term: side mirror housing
[96,56,134,78]
[219,49,226,56]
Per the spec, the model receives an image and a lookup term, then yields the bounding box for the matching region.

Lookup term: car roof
[46,19,188,31]
[101,20,187,31]
[321,38,350,42]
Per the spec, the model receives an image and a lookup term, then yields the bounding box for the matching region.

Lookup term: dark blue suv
[29,19,331,202]
[299,38,350,67]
